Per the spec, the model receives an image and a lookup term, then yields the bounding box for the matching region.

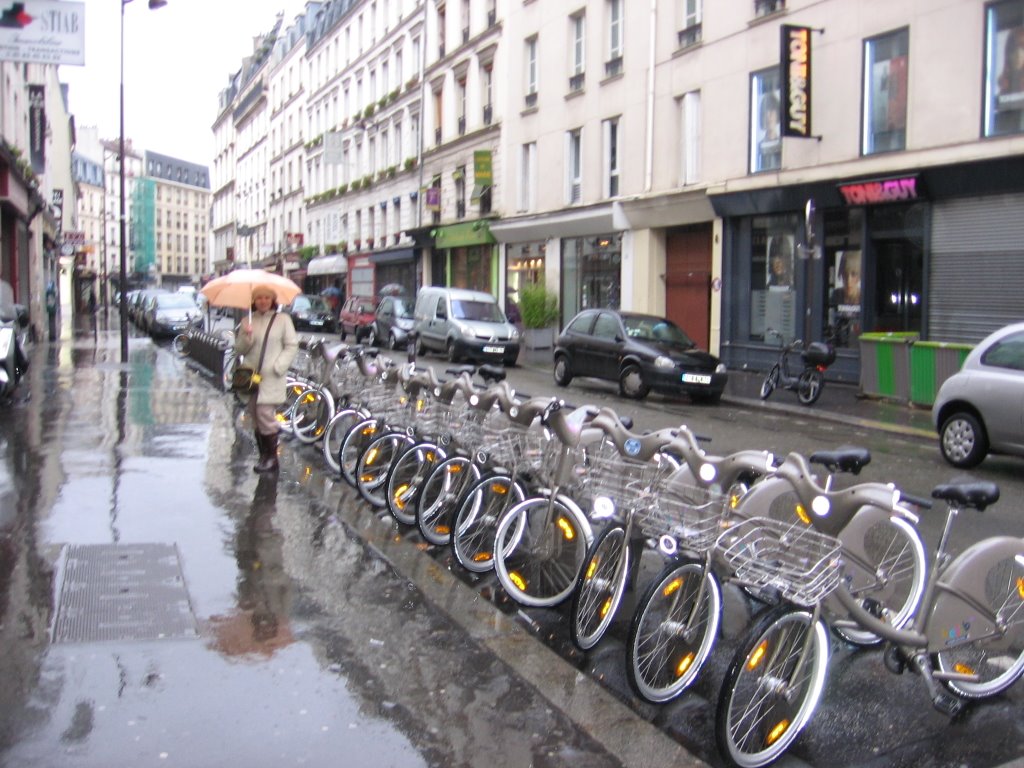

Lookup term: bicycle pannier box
[802,342,836,367]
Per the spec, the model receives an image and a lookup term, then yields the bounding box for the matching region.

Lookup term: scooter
[0,280,29,400]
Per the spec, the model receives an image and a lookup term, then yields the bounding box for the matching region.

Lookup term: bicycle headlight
[811,495,830,517]
[592,495,616,519]
[0,327,12,359]
[654,356,674,369]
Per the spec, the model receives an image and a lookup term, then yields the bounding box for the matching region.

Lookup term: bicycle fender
[925,536,1024,653]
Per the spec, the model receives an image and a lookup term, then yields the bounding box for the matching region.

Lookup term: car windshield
[394,298,414,319]
[156,294,198,309]
[452,300,504,322]
[296,296,329,312]
[622,315,695,348]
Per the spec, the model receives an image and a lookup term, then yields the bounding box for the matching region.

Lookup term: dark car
[284,294,337,333]
[143,292,204,338]
[367,294,415,349]
[553,309,728,403]
[339,295,376,342]
[932,321,1024,468]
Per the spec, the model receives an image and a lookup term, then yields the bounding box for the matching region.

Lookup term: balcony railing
[677,22,702,49]
[569,73,585,93]
[483,104,493,125]
[487,9,496,27]
[434,127,442,145]
[457,116,466,135]
[604,56,623,78]
[462,26,470,44]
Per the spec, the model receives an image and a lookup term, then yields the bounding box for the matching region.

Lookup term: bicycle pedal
[931,692,964,719]
[883,643,907,675]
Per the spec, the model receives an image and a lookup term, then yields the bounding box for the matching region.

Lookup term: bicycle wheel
[356,431,413,508]
[571,526,630,651]
[274,380,308,436]
[451,473,526,573]
[415,456,481,543]
[831,513,927,647]
[716,606,830,768]
[386,441,446,526]
[933,554,1024,699]
[759,365,780,400]
[291,387,335,445]
[627,559,722,704]
[493,495,592,608]
[322,407,364,474]
[339,416,381,487]
[797,369,824,405]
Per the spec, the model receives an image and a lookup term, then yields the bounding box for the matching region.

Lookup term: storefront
[305,252,348,308]
[369,247,419,298]
[712,155,1024,383]
[560,232,622,320]
[429,221,498,294]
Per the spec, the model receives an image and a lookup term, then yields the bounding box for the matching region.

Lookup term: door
[665,225,712,348]
[872,238,922,334]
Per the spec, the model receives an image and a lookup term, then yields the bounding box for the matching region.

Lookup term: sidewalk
[518,345,936,441]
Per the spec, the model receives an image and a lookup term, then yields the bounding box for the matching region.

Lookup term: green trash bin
[859,332,919,401]
[909,341,973,407]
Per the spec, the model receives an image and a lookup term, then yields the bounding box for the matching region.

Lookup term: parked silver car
[932,322,1024,468]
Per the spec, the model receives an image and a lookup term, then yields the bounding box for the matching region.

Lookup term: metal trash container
[909,341,973,407]
[858,332,919,401]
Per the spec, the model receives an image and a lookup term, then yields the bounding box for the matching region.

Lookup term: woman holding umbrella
[235,284,298,473]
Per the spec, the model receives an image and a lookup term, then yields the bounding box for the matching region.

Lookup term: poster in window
[828,250,862,347]
[994,20,1024,136]
[765,234,794,289]
[756,88,782,170]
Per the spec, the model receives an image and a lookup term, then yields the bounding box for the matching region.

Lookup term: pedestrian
[234,284,298,473]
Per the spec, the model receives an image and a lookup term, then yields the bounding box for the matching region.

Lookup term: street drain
[53,543,199,643]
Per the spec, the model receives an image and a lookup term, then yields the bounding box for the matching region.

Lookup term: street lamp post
[119,0,167,362]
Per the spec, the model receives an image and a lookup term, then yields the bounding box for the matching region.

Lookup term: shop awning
[306,254,348,276]
[369,247,416,265]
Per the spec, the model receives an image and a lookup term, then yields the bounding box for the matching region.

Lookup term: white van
[413,286,520,366]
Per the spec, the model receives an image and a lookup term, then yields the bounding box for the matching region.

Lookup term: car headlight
[715,363,727,373]
[510,328,520,340]
[654,356,674,369]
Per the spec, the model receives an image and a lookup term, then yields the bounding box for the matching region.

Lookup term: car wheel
[619,364,650,400]
[388,332,398,350]
[339,327,347,341]
[446,340,460,363]
[553,354,574,387]
[365,326,377,346]
[416,335,427,357]
[940,412,989,468]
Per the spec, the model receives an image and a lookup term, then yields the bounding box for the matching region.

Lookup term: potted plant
[518,284,559,351]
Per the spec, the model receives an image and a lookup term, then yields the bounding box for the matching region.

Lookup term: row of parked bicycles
[246,336,1024,768]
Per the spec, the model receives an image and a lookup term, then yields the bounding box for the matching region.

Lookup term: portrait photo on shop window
[828,250,863,347]
[765,234,794,290]
[987,12,1024,136]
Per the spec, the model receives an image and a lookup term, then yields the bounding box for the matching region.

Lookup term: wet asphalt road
[1,316,1023,768]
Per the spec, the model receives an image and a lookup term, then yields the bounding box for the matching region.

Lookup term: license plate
[682,373,712,385]
[310,319,324,326]
[483,345,505,354]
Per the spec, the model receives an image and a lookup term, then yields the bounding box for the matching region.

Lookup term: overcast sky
[59,0,313,168]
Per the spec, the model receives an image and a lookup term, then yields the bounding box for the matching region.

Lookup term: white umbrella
[200,269,302,311]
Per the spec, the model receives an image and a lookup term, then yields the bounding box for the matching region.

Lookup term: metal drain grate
[53,543,199,643]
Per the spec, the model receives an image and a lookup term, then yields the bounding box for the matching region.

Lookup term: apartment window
[754,0,785,17]
[437,4,447,58]
[862,28,909,155]
[567,129,583,204]
[678,0,702,48]
[680,91,701,185]
[570,12,586,92]
[457,77,467,134]
[482,63,494,124]
[455,166,467,219]
[394,120,403,164]
[603,117,620,198]
[606,0,623,75]
[750,67,782,172]
[433,88,444,144]
[461,0,470,42]
[519,142,537,212]
[525,36,538,106]
[487,0,496,27]
[985,0,1024,137]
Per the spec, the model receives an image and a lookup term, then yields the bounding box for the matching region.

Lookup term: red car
[339,295,376,341]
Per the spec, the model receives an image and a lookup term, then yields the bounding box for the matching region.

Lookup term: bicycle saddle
[476,364,507,383]
[809,446,871,475]
[931,481,1000,511]
[590,408,674,461]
